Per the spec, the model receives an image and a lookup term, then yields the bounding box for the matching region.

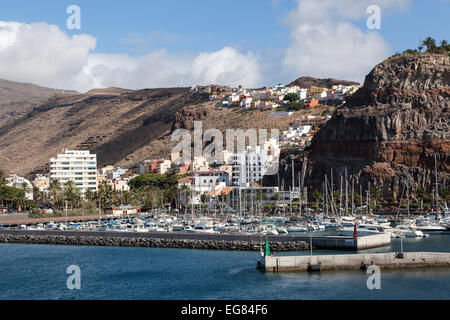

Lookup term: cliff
[288,76,360,88]
[307,54,449,197]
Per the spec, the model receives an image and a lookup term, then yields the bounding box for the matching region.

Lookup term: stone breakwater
[0,233,310,251]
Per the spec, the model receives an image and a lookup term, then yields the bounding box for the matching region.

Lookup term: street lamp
[287,154,296,215]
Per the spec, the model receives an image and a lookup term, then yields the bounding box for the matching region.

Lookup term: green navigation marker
[265,237,271,256]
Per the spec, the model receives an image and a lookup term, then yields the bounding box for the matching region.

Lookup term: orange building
[305,99,319,108]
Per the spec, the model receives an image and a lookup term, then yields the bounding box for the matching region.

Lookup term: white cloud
[0,21,96,90]
[191,47,261,87]
[282,0,411,82]
[0,21,263,92]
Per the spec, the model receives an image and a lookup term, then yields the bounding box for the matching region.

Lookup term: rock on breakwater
[0,233,310,252]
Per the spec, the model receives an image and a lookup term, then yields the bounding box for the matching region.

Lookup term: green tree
[0,171,6,187]
[63,180,82,209]
[422,37,437,53]
[49,179,63,209]
[84,188,96,202]
[311,189,322,204]
[0,186,25,211]
[415,187,431,209]
[284,93,299,103]
[289,102,304,111]
[97,180,115,210]
[272,192,280,201]
[370,187,381,207]
[33,187,45,208]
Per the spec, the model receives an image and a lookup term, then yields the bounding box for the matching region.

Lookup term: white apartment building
[50,150,98,193]
[6,174,34,200]
[191,170,229,204]
[229,139,280,187]
[193,171,229,194]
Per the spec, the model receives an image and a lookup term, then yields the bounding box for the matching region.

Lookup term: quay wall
[262,252,450,272]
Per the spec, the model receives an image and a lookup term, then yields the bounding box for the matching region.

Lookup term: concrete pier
[258,252,450,272]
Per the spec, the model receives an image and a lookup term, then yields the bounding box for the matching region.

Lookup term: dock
[258,251,450,272]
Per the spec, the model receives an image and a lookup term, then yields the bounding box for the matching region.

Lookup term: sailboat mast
[339,175,343,214]
[435,154,439,216]
[406,176,410,218]
[345,167,348,216]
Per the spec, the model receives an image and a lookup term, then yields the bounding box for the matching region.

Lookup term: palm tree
[49,179,63,210]
[370,187,381,209]
[33,187,44,208]
[97,180,114,210]
[311,189,322,204]
[311,189,322,213]
[440,40,448,47]
[0,171,6,186]
[422,37,437,53]
[63,180,82,209]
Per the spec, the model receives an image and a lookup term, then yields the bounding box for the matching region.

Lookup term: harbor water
[0,233,449,300]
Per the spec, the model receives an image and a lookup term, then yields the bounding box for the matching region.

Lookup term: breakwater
[0,230,390,250]
[259,252,450,272]
[0,231,309,251]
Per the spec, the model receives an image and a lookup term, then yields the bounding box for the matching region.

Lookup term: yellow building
[308,87,327,99]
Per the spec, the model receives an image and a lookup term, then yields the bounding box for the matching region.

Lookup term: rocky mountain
[0,79,75,128]
[306,54,449,197]
[288,76,360,88]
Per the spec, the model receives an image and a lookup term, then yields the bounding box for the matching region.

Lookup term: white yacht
[392,220,428,238]
[276,227,288,235]
[287,224,308,232]
[261,229,279,236]
[191,223,216,233]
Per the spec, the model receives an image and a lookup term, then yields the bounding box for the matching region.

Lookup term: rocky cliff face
[288,76,360,88]
[308,55,449,197]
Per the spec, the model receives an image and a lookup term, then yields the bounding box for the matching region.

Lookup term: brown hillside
[0,79,76,128]
[0,87,325,177]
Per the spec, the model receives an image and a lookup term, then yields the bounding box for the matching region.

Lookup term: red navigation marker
[353,224,358,238]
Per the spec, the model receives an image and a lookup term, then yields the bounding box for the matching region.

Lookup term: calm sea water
[0,233,449,300]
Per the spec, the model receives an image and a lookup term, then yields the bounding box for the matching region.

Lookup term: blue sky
[0,0,292,54]
[0,0,448,91]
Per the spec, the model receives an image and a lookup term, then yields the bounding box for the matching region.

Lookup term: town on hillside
[0,76,448,229]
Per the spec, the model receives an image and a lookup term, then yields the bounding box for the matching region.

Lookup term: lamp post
[287,154,296,215]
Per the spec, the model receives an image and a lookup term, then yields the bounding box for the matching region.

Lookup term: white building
[33,174,50,193]
[191,170,229,204]
[229,139,280,187]
[139,159,172,175]
[283,126,312,139]
[193,171,229,194]
[107,167,128,180]
[50,150,98,193]
[6,174,34,200]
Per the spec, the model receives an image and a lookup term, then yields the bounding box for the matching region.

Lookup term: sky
[0,0,448,92]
